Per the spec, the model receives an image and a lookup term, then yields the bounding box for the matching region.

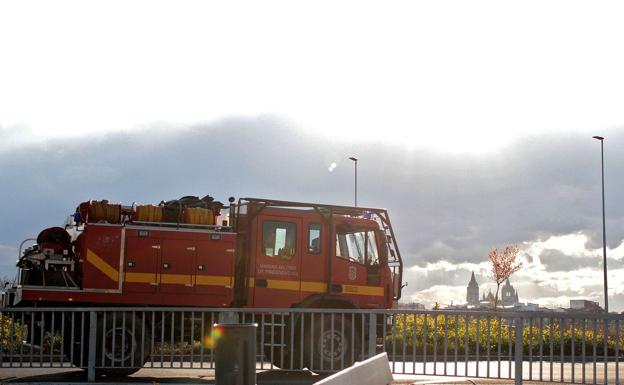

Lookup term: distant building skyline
[466,272,520,308]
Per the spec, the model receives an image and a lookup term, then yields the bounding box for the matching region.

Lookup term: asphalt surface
[2,362,623,385]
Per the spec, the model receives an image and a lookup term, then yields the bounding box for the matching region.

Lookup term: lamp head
[348,156,358,162]
[593,136,604,141]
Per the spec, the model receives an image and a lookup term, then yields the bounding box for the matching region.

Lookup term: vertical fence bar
[169,311,175,368]
[290,312,296,370]
[22,312,28,368]
[80,312,85,368]
[159,311,165,368]
[433,313,438,375]
[270,313,275,370]
[111,312,116,368]
[465,315,469,377]
[210,312,214,369]
[180,312,185,368]
[550,317,554,382]
[299,312,304,369]
[330,312,334,371]
[299,313,304,368]
[560,318,564,383]
[140,312,145,369]
[121,312,126,368]
[281,313,285,370]
[100,311,106,366]
[498,316,502,379]
[131,312,136,368]
[29,312,35,367]
[423,314,428,374]
[360,313,364,360]
[539,316,544,381]
[353,313,358,363]
[404,313,408,374]
[582,318,586,384]
[59,313,64,367]
[199,312,205,368]
[616,319,620,385]
[39,312,44,367]
[571,319,575,383]
[10,312,16,368]
[48,312,53,367]
[392,312,397,373]
[476,315,480,378]
[190,311,194,368]
[309,313,314,371]
[150,311,155,368]
[486,316,491,379]
[87,311,97,382]
[514,317,523,385]
[528,317,533,381]
[413,313,418,375]
[455,314,459,377]
[509,317,513,380]
[444,314,448,376]
[593,318,597,385]
[603,318,608,385]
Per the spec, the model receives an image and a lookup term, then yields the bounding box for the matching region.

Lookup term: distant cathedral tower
[466,272,479,306]
[501,278,519,307]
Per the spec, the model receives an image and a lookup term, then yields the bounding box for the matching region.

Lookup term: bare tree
[488,244,522,309]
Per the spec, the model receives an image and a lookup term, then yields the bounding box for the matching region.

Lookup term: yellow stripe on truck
[160,274,192,285]
[196,275,232,287]
[125,272,156,283]
[252,278,384,297]
[300,281,327,293]
[86,249,119,282]
[342,284,384,297]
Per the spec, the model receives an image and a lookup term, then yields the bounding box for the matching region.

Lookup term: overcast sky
[1,1,623,310]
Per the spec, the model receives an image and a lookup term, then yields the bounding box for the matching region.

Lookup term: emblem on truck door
[348,266,357,281]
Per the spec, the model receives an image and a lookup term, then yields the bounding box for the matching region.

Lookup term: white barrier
[313,352,393,385]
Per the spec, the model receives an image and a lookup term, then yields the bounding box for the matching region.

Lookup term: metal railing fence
[1,307,622,384]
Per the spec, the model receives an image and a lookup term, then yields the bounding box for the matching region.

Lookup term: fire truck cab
[232,198,403,310]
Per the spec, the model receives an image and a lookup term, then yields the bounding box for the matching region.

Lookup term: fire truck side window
[263,220,296,260]
[308,223,321,254]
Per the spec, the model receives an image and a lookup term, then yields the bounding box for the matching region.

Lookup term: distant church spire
[466,271,480,306]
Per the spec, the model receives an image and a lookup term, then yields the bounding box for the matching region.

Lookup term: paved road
[1,361,623,384]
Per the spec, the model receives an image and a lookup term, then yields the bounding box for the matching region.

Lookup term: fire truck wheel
[95,312,150,377]
[304,315,356,371]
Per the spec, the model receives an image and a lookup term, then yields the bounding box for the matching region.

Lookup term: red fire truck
[4,196,403,372]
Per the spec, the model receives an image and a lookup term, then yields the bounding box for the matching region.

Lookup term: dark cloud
[538,249,598,271]
[1,119,624,309]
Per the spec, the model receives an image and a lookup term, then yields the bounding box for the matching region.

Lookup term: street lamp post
[592,135,608,313]
[348,156,358,207]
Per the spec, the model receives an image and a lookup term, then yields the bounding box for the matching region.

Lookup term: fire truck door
[195,239,234,298]
[159,239,195,294]
[124,236,159,293]
[299,222,327,299]
[253,217,302,307]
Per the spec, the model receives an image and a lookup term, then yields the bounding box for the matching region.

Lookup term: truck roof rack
[239,197,389,217]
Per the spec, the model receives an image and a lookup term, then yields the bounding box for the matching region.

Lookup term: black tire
[96,312,149,377]
[63,312,149,377]
[304,314,356,372]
